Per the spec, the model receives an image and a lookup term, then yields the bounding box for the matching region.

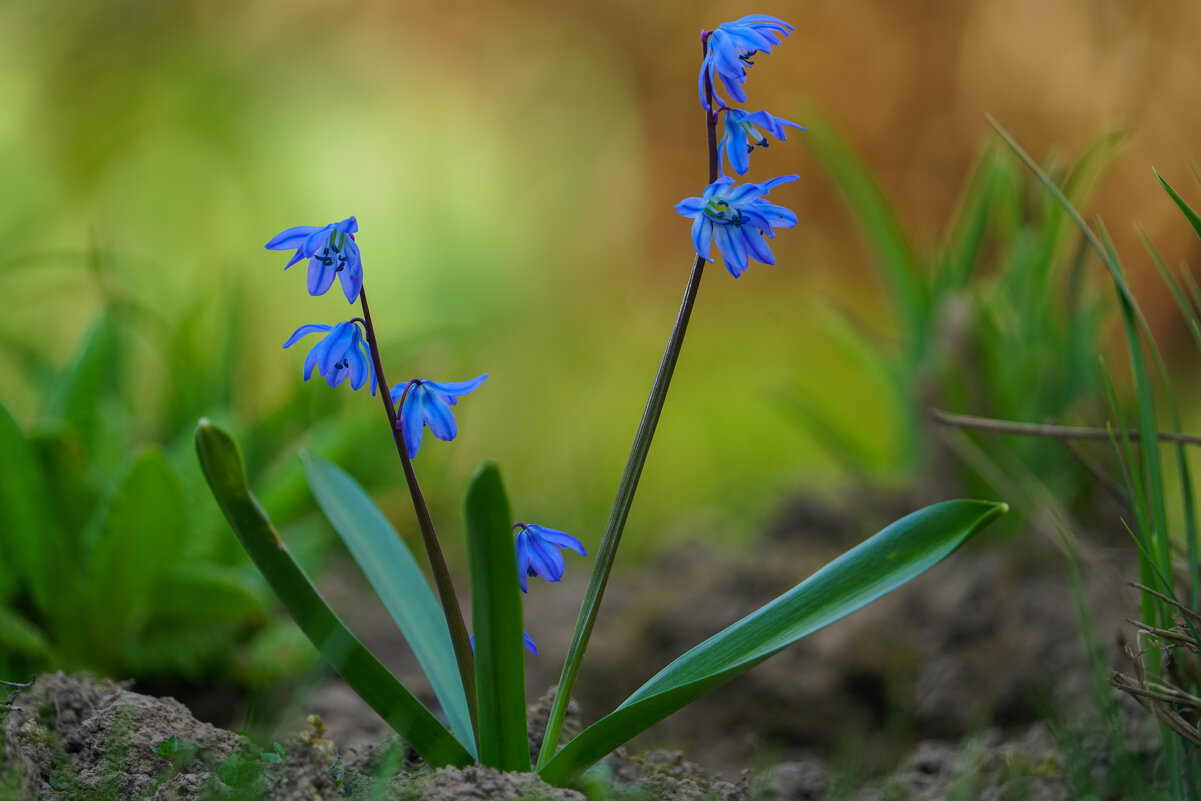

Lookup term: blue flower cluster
[265,217,587,643]
[679,15,804,278]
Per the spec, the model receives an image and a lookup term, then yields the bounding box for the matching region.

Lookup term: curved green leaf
[0,401,53,606]
[466,462,529,770]
[301,451,475,756]
[195,419,473,768]
[539,500,1006,785]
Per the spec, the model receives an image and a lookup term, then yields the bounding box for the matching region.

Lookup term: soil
[0,490,1165,799]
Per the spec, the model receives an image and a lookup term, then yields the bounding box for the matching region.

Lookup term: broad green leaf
[0,400,56,607]
[30,427,98,562]
[151,563,266,624]
[301,452,475,756]
[465,462,528,771]
[0,603,53,661]
[539,500,1006,785]
[194,419,473,768]
[83,449,186,668]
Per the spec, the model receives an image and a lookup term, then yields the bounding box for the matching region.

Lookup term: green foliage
[194,419,475,769]
[539,500,1006,784]
[994,121,1201,799]
[465,463,529,771]
[799,110,1117,505]
[0,306,327,687]
[301,452,475,755]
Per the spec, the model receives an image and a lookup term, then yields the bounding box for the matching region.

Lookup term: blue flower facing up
[699,15,793,110]
[721,109,805,176]
[514,523,587,593]
[389,375,488,459]
[675,175,799,278]
[265,216,364,303]
[283,320,376,394]
[470,631,539,656]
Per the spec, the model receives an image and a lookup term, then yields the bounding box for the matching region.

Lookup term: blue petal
[318,322,355,377]
[302,227,332,258]
[332,216,358,234]
[303,345,320,381]
[523,631,538,655]
[339,263,363,304]
[690,214,712,262]
[421,391,458,442]
[265,225,321,251]
[713,223,748,277]
[515,534,531,593]
[526,537,566,583]
[348,347,369,391]
[760,174,800,193]
[390,380,413,408]
[401,388,426,458]
[423,374,488,399]
[674,197,706,217]
[528,525,587,556]
[741,226,776,266]
[307,257,337,296]
[282,323,333,349]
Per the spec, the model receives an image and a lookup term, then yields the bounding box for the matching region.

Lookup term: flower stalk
[536,32,722,769]
[358,285,480,747]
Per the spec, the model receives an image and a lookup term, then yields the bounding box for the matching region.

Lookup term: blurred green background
[3,0,1201,685]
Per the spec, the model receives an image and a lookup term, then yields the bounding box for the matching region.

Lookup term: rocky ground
[0,673,1155,800]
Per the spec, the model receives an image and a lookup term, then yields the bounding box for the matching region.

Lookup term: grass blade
[539,499,1006,785]
[465,462,529,770]
[194,419,473,768]
[302,451,476,756]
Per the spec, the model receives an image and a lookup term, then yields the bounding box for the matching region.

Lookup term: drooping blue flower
[699,15,793,110]
[721,109,805,176]
[389,375,488,459]
[282,320,376,394]
[514,523,587,593]
[470,631,539,656]
[265,216,364,303]
[674,175,799,278]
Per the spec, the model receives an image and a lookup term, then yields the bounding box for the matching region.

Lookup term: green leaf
[45,310,120,455]
[465,462,528,771]
[83,449,186,668]
[194,419,473,768]
[1156,170,1201,244]
[0,603,53,661]
[0,400,56,607]
[539,500,1006,785]
[802,107,927,360]
[301,451,475,756]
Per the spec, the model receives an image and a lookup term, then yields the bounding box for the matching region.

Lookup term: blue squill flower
[675,175,799,278]
[699,15,793,110]
[721,109,805,175]
[470,632,539,656]
[390,375,488,459]
[265,216,364,303]
[283,320,376,394]
[514,523,587,593]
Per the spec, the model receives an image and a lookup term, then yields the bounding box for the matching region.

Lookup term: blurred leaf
[194,418,473,768]
[0,603,53,661]
[802,108,926,359]
[539,500,1007,785]
[30,427,98,560]
[83,449,186,666]
[465,462,528,771]
[301,451,475,755]
[1156,170,1201,243]
[0,400,56,607]
[44,310,120,457]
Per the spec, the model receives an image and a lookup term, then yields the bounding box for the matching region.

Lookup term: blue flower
[699,15,793,110]
[470,631,539,656]
[389,375,488,459]
[721,109,805,176]
[265,216,364,303]
[282,320,376,394]
[674,175,799,277]
[514,523,587,593]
